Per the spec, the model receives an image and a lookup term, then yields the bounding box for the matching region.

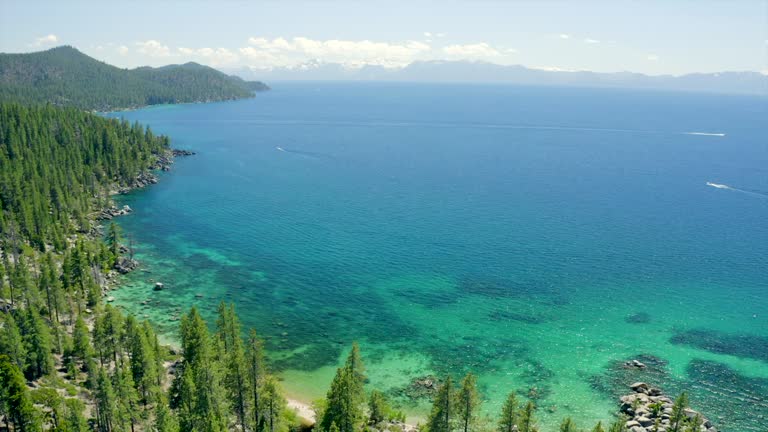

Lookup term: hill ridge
[0,46,269,110]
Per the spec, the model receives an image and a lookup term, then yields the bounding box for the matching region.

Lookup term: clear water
[106,83,768,430]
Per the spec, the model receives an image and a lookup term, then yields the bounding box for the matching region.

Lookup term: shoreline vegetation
[0,46,721,431]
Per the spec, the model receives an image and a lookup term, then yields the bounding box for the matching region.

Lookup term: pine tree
[13,256,37,308]
[262,375,285,432]
[33,387,63,431]
[114,362,141,432]
[345,342,366,402]
[21,307,54,380]
[72,314,91,362]
[154,398,180,432]
[591,421,606,432]
[560,417,577,432]
[669,393,689,432]
[217,303,248,429]
[457,373,480,432]
[39,253,62,323]
[498,392,519,432]
[93,305,124,366]
[368,390,392,424]
[143,320,165,388]
[247,328,267,431]
[321,365,363,432]
[174,307,228,432]
[126,317,158,404]
[0,313,27,371]
[0,260,7,299]
[94,368,116,432]
[107,223,122,265]
[684,414,703,432]
[63,398,90,432]
[518,402,537,432]
[0,355,41,432]
[427,376,455,432]
[174,365,197,432]
[607,417,626,432]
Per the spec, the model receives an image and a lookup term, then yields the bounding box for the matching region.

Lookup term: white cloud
[178,47,240,66]
[241,36,432,68]
[32,34,58,47]
[584,38,600,44]
[646,54,659,61]
[559,34,571,40]
[423,32,432,38]
[135,40,172,57]
[442,43,502,59]
[117,45,129,56]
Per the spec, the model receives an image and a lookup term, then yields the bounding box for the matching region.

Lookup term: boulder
[624,359,648,369]
[114,257,139,274]
[637,416,653,427]
[631,382,649,392]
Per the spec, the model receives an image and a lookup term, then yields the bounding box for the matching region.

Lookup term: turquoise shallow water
[106,83,768,430]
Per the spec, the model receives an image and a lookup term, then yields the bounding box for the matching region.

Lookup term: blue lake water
[107,82,768,430]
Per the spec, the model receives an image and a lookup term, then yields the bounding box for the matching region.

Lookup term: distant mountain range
[0,46,269,110]
[227,60,767,95]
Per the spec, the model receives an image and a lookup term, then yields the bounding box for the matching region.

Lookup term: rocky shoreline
[620,383,717,432]
[97,148,195,296]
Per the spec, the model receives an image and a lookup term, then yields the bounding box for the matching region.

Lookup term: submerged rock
[626,311,651,324]
[670,328,768,362]
[624,359,647,369]
[390,375,442,401]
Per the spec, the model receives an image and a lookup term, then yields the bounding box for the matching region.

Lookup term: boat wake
[707,182,768,199]
[275,146,331,159]
[685,132,726,137]
[706,182,731,190]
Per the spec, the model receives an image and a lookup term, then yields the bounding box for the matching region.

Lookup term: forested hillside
[0,103,168,251]
[0,46,269,110]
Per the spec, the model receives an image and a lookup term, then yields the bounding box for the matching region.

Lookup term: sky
[1,0,767,76]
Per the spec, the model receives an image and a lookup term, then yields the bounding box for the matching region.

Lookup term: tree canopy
[0,46,269,111]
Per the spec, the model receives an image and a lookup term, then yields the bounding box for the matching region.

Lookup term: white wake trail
[707,182,768,199]
[706,182,731,190]
[685,132,726,137]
